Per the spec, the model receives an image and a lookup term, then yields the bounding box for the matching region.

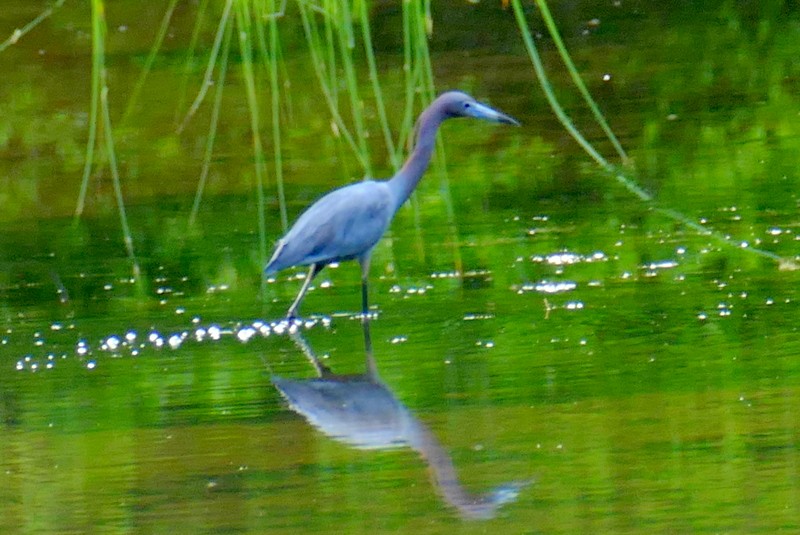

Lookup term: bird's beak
[469,101,521,126]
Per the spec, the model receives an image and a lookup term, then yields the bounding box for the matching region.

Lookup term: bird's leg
[359,253,372,320]
[286,263,321,319]
[361,279,369,319]
[362,317,379,382]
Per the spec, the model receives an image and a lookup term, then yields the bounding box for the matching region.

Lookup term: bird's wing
[266,181,394,273]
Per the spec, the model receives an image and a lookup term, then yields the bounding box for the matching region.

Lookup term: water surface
[2,2,800,533]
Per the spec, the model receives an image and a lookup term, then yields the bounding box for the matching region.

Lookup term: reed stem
[534,0,629,163]
[0,0,66,52]
[235,0,270,268]
[122,0,179,125]
[74,0,105,220]
[189,10,233,227]
[177,0,234,134]
[101,86,141,279]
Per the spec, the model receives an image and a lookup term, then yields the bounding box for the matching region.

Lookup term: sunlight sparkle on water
[168,333,186,349]
[207,325,222,340]
[537,281,576,294]
[516,281,577,294]
[12,314,334,371]
[148,332,165,348]
[390,284,433,295]
[537,252,580,265]
[253,321,271,337]
[273,322,288,335]
[101,336,121,352]
[531,251,607,266]
[236,327,257,343]
[430,270,460,279]
[76,340,89,356]
[206,284,229,293]
[464,313,494,320]
[645,260,679,270]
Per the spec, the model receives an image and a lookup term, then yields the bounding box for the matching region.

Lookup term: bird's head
[437,91,520,126]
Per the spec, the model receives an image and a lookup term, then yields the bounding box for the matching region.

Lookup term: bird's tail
[264,240,286,275]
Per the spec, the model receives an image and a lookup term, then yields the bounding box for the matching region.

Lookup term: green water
[2,1,800,533]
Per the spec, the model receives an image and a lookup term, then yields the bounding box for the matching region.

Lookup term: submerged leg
[286,263,322,319]
[362,316,379,382]
[359,253,372,319]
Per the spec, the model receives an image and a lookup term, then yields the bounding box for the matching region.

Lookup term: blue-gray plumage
[265,90,519,318]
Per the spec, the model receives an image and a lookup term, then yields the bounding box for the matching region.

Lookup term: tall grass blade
[101,86,141,280]
[419,0,462,276]
[267,0,288,231]
[399,1,416,153]
[514,0,796,269]
[298,1,370,173]
[0,0,66,52]
[511,0,652,202]
[74,0,105,220]
[189,10,233,227]
[121,0,179,125]
[534,0,628,163]
[252,0,289,232]
[358,0,399,171]
[323,2,340,104]
[511,2,617,175]
[177,0,234,134]
[175,0,211,126]
[334,1,373,178]
[235,0,270,268]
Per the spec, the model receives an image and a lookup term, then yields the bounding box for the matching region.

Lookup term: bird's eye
[463,102,471,108]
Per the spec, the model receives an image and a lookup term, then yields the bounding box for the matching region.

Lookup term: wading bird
[265,91,518,318]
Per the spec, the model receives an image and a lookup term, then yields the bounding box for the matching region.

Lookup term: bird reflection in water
[272,320,528,520]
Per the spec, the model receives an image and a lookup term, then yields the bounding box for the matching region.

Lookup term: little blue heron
[265,90,519,318]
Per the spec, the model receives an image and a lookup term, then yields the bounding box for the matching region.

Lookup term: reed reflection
[272,320,527,520]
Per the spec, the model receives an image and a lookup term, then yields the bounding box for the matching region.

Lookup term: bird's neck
[387,106,444,212]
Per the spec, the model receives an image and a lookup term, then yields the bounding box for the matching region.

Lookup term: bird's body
[266,91,518,318]
[266,180,394,273]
